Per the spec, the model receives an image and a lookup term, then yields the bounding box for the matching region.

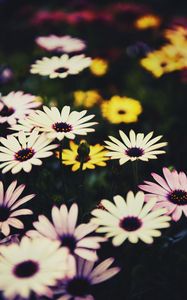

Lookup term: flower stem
[132,160,139,190]
[59,142,67,203]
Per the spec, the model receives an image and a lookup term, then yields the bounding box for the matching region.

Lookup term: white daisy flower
[30,54,91,79]
[9,118,36,136]
[56,257,120,300]
[0,180,34,236]
[91,191,171,246]
[35,35,86,53]
[27,105,97,141]
[27,203,105,261]
[0,130,58,174]
[0,91,40,125]
[0,237,75,299]
[104,130,167,165]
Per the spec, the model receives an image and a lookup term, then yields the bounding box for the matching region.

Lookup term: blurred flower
[0,66,14,84]
[90,58,108,76]
[30,10,66,25]
[73,90,102,108]
[56,257,120,300]
[0,180,34,236]
[0,91,40,125]
[91,191,170,246]
[0,130,58,174]
[101,95,142,124]
[104,130,167,165]
[126,41,151,58]
[28,106,97,141]
[27,203,105,261]
[135,14,161,30]
[10,118,35,136]
[140,46,186,77]
[139,168,187,221]
[0,237,75,299]
[35,35,86,53]
[30,54,92,79]
[58,140,108,171]
[164,26,187,46]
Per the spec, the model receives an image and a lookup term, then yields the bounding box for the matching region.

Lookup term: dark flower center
[168,189,187,205]
[126,147,144,157]
[52,122,72,133]
[61,235,76,253]
[0,206,10,222]
[15,148,35,162]
[76,154,90,163]
[13,260,39,278]
[0,105,14,117]
[161,62,167,68]
[66,277,91,297]
[120,216,142,231]
[55,67,69,73]
[118,110,126,115]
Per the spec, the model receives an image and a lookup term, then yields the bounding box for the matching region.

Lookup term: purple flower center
[66,277,91,297]
[13,260,39,278]
[168,189,187,205]
[55,67,69,73]
[61,235,76,253]
[76,155,90,163]
[0,105,14,117]
[52,122,72,133]
[0,206,10,222]
[126,147,144,157]
[120,216,142,231]
[15,148,35,162]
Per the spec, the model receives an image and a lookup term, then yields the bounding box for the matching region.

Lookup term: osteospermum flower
[89,58,108,76]
[35,35,86,53]
[27,203,105,261]
[139,168,187,221]
[56,257,120,300]
[0,237,75,299]
[101,95,142,124]
[0,180,34,236]
[30,54,91,79]
[0,91,40,125]
[73,90,102,108]
[91,191,171,245]
[0,130,58,174]
[104,130,167,165]
[9,118,36,136]
[28,105,97,141]
[58,141,109,171]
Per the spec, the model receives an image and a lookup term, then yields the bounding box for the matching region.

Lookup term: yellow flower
[164,26,187,46]
[73,90,102,108]
[101,95,142,124]
[90,58,108,76]
[58,141,109,171]
[140,45,187,77]
[135,14,161,30]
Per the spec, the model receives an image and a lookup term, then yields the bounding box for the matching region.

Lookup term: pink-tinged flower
[139,168,187,221]
[0,91,40,125]
[56,257,120,300]
[27,203,105,261]
[0,130,58,174]
[0,237,75,299]
[36,35,86,53]
[0,180,34,236]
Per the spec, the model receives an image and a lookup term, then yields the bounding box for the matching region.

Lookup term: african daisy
[0,91,40,125]
[0,130,58,174]
[35,35,86,53]
[139,167,187,221]
[0,237,75,299]
[91,191,171,246]
[30,54,91,79]
[104,130,167,165]
[0,180,34,236]
[27,105,97,141]
[27,203,105,261]
[56,257,120,300]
